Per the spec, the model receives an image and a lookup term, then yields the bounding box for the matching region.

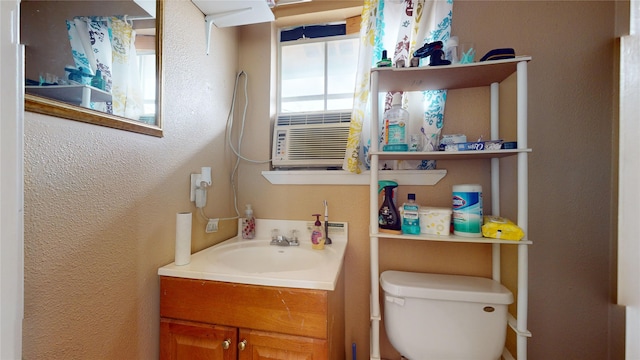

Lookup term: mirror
[21,0,163,137]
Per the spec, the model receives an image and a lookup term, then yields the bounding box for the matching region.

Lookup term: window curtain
[342,0,453,173]
[66,16,144,120]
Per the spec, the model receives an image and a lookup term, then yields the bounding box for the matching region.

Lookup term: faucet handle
[288,229,300,246]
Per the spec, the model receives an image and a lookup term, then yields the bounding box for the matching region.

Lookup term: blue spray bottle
[378,180,401,234]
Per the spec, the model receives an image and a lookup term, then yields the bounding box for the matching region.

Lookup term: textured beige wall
[453,3,616,360]
[23,0,239,358]
[22,0,620,359]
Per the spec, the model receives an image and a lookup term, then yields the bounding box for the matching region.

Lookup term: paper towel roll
[175,212,192,266]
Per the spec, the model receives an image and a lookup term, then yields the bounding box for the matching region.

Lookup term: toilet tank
[380,270,514,360]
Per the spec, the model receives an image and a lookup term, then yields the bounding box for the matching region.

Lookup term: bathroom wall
[235,1,621,359]
[22,0,240,358]
[21,1,622,359]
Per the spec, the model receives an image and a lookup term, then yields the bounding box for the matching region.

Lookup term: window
[278,24,359,114]
[137,53,156,118]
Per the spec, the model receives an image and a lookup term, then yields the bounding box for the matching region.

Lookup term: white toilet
[380,270,514,360]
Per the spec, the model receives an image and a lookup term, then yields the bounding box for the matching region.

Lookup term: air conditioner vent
[287,126,350,160]
[272,111,352,168]
[276,112,352,126]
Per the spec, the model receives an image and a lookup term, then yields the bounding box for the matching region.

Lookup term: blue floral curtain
[66,16,144,119]
[343,0,453,173]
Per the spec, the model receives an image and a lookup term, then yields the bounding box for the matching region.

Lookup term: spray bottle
[378,181,401,234]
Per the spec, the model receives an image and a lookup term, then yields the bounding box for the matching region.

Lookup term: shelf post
[490,81,501,282]
[80,86,91,108]
[369,70,382,360]
[516,59,529,360]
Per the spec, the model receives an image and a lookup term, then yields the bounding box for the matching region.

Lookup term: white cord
[226,71,271,164]
[199,207,238,222]
[198,71,271,221]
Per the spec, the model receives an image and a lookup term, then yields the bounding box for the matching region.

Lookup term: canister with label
[452,184,483,237]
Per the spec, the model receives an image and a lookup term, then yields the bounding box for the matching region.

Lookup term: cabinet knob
[238,339,247,351]
[222,339,231,350]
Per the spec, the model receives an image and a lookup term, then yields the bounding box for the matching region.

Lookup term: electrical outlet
[206,218,219,233]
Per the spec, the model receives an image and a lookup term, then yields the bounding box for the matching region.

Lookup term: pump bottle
[311,214,325,250]
[242,204,255,239]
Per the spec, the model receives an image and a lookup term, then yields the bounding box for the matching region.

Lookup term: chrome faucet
[270,229,299,246]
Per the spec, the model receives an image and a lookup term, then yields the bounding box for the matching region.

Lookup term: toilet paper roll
[175,212,192,266]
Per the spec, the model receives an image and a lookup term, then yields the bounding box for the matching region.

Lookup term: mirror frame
[24,0,164,138]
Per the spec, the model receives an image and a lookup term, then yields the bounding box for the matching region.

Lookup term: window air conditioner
[272,112,352,169]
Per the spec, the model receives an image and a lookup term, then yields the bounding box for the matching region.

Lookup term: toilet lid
[380,270,513,305]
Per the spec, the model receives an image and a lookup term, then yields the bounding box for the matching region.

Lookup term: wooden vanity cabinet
[160,319,237,360]
[238,329,327,360]
[159,273,345,360]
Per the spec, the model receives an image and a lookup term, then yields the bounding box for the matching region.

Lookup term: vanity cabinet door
[160,318,237,360]
[238,328,327,360]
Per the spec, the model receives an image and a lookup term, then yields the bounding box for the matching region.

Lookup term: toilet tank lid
[380,270,514,305]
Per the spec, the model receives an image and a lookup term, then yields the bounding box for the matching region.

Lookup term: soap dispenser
[242,204,255,239]
[310,214,325,250]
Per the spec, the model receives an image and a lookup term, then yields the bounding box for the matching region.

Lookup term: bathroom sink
[210,240,332,273]
[158,219,348,290]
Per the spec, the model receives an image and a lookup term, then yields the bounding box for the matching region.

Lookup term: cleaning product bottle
[382,93,409,152]
[242,204,255,239]
[401,193,421,235]
[376,49,392,67]
[444,36,459,64]
[311,214,325,250]
[378,181,401,234]
[91,70,105,90]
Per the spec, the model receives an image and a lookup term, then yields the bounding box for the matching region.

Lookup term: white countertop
[158,219,348,291]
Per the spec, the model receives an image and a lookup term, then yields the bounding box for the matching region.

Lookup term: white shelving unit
[368,56,532,360]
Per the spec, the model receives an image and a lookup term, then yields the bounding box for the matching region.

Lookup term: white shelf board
[372,232,532,245]
[372,56,532,92]
[25,85,111,104]
[262,169,447,185]
[192,0,274,27]
[371,148,531,161]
